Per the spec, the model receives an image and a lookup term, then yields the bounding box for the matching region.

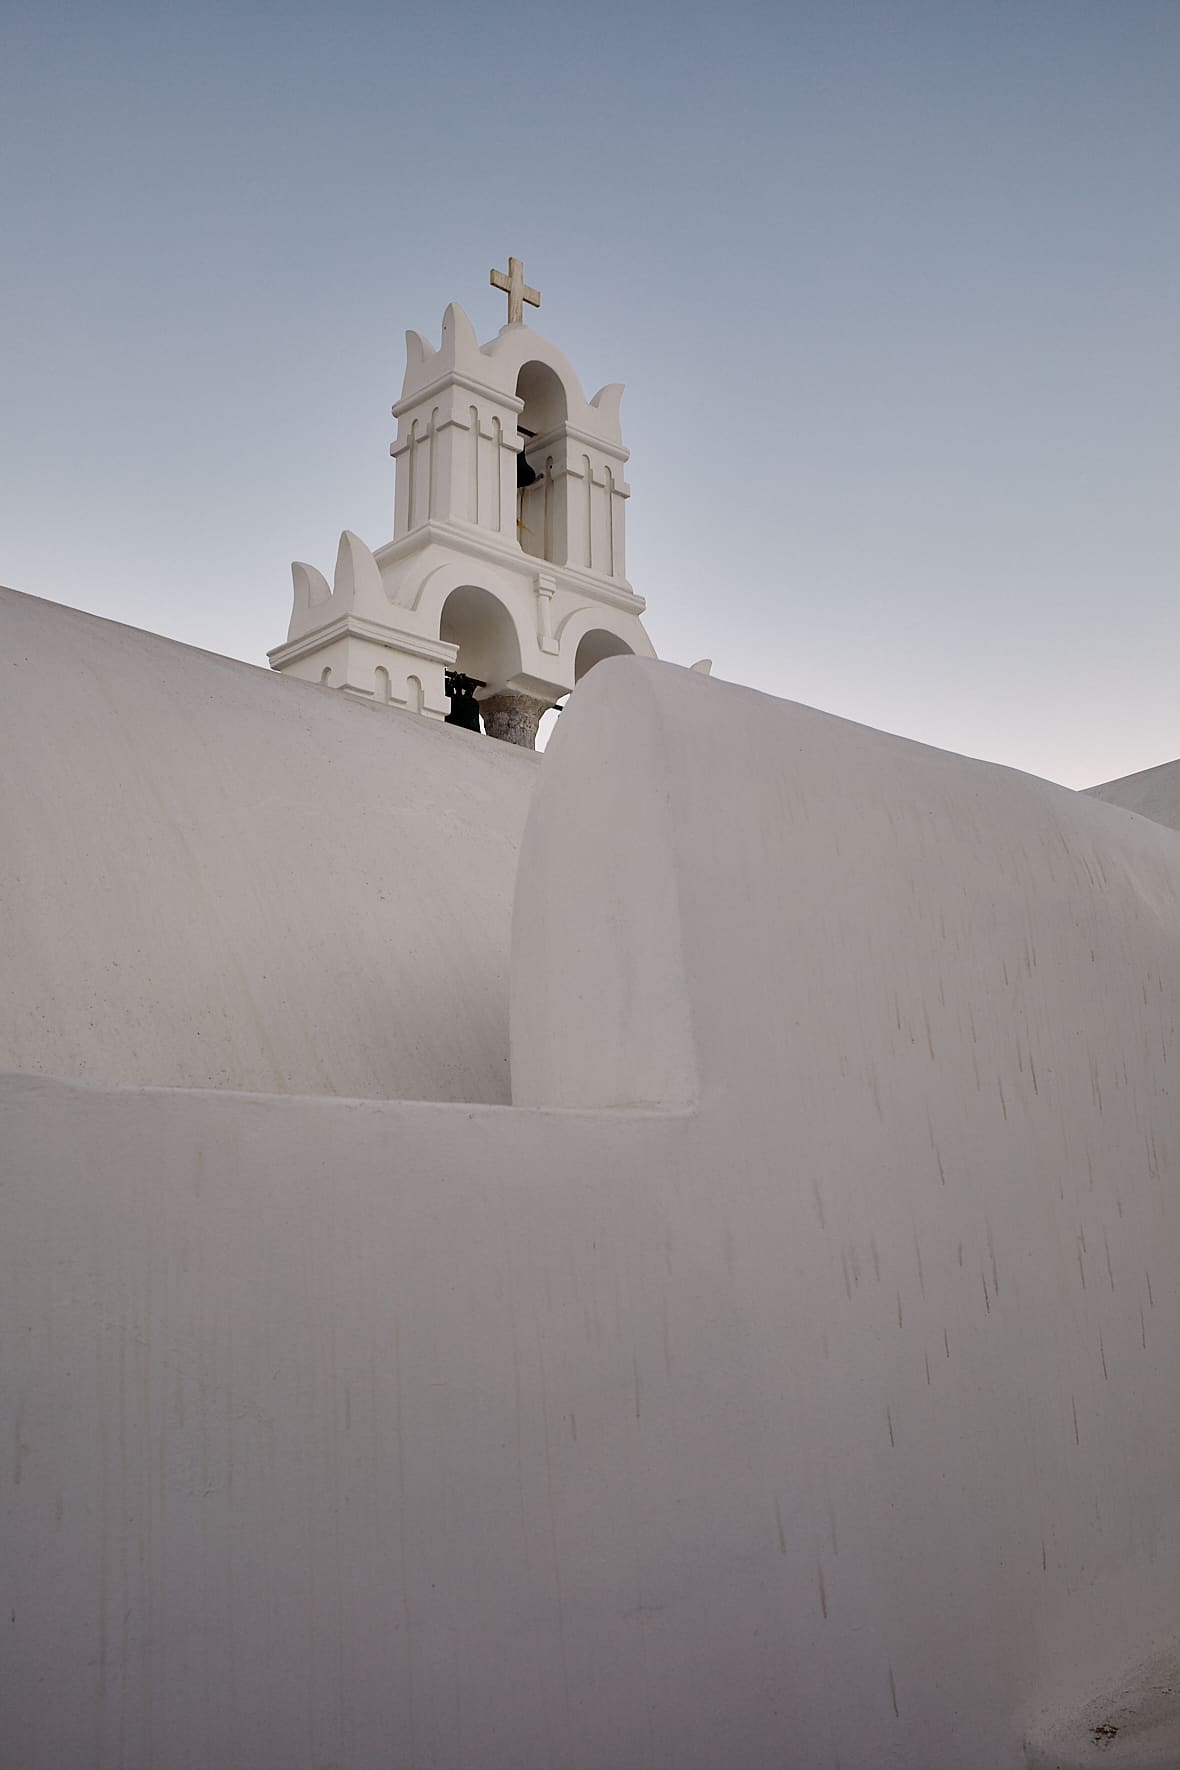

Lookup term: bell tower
[268,258,655,747]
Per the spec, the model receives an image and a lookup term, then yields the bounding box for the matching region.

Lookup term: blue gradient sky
[3,0,1176,785]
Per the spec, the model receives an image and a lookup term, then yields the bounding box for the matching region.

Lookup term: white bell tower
[268,258,655,747]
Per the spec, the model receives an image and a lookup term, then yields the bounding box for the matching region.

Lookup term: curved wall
[0,586,537,1101]
[8,644,1180,1768]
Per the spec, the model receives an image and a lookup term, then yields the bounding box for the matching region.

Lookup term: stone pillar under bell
[480,691,553,749]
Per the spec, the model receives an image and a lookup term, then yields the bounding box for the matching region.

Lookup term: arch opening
[440,585,522,715]
[516,361,567,566]
[515,360,567,437]
[574,629,634,682]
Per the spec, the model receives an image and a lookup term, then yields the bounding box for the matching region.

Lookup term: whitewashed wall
[4,651,1180,1767]
[0,586,537,1103]
[1088,755,1180,833]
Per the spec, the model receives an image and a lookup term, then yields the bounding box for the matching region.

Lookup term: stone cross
[490,257,541,326]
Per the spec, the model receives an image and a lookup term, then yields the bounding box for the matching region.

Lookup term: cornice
[268,614,458,671]
[374,520,519,572]
[524,422,630,466]
[372,521,644,614]
[393,371,525,421]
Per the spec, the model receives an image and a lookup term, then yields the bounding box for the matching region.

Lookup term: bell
[517,451,539,489]
[444,670,485,733]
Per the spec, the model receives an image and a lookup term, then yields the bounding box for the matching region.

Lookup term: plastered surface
[1088,756,1180,834]
[0,586,536,1102]
[5,655,1180,1767]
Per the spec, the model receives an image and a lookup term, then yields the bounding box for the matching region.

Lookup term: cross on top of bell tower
[490,255,541,326]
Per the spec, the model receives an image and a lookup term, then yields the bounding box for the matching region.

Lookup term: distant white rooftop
[1086,756,1180,833]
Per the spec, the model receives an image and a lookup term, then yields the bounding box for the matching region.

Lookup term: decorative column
[480,690,552,749]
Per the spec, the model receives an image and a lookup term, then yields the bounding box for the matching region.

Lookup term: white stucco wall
[0,586,537,1102]
[5,653,1180,1767]
[1087,755,1180,833]
[514,661,1180,1767]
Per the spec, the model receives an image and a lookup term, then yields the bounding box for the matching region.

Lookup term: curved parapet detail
[399,301,486,403]
[288,560,331,638]
[281,532,389,645]
[588,381,624,435]
[401,327,437,385]
[440,300,479,359]
[331,529,388,620]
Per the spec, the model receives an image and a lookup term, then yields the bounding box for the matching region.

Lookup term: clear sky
[2,0,1176,787]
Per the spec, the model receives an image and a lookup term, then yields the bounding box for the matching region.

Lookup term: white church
[4,261,1180,1770]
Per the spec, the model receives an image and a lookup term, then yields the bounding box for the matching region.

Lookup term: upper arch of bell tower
[396,300,625,452]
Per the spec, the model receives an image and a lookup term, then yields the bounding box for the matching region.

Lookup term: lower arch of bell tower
[438,584,524,692]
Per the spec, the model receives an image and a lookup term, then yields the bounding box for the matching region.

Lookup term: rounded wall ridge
[510,655,699,1109]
